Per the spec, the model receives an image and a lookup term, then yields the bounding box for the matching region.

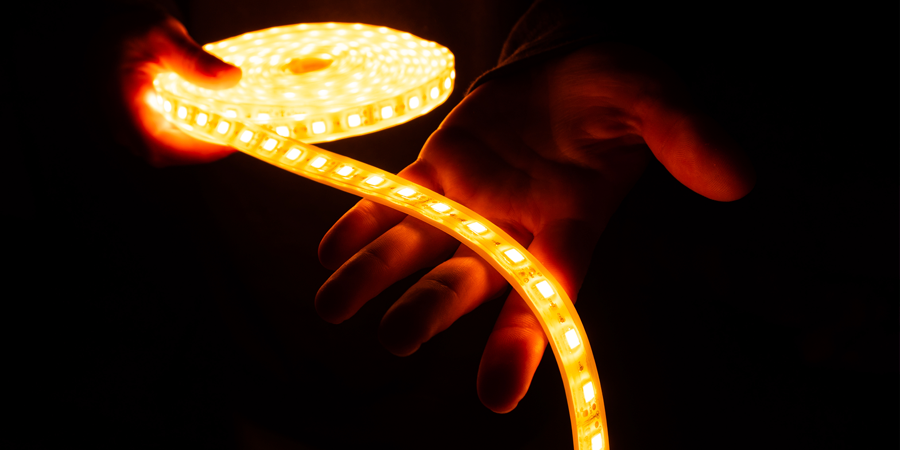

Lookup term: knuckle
[418,277,461,302]
[354,247,393,273]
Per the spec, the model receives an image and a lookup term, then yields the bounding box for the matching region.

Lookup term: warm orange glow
[157,22,607,450]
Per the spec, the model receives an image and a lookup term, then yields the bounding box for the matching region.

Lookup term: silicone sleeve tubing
[154,22,608,450]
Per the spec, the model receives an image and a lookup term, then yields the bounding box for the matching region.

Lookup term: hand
[108,8,241,166]
[315,42,754,413]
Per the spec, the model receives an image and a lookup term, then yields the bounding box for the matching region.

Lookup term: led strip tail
[155,22,608,450]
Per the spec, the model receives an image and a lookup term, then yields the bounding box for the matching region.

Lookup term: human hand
[315,42,754,413]
[109,8,241,166]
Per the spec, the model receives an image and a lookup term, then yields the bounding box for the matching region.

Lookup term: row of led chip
[156,72,453,144]
[157,71,456,142]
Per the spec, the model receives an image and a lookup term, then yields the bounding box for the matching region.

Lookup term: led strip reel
[154,22,608,450]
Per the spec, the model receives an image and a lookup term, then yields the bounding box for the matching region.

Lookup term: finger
[640,102,755,202]
[477,290,546,414]
[318,160,442,270]
[318,200,407,271]
[153,18,242,89]
[478,219,601,413]
[377,224,532,356]
[315,215,458,324]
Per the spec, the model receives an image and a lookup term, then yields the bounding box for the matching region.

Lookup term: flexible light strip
[154,23,608,450]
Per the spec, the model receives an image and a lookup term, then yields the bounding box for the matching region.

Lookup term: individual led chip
[216,121,230,134]
[430,87,439,99]
[430,203,450,213]
[381,106,393,119]
[195,112,208,126]
[336,165,354,176]
[565,328,580,349]
[310,156,328,168]
[536,280,554,299]
[591,432,604,450]
[262,138,278,151]
[239,130,254,143]
[466,222,487,234]
[347,114,361,127]
[311,121,327,134]
[397,188,416,197]
[504,249,525,263]
[276,126,290,136]
[285,148,302,160]
[177,106,187,119]
[365,176,384,186]
[408,96,420,109]
[583,382,595,403]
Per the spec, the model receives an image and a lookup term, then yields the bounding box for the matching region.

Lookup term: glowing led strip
[154,22,608,450]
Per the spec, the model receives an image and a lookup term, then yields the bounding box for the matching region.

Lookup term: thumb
[641,102,755,202]
[153,18,241,89]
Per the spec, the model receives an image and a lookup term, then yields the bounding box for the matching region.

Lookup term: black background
[6,1,897,449]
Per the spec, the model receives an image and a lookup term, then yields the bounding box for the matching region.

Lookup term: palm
[316,43,753,413]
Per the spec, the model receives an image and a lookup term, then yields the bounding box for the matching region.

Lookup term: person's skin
[113,11,241,166]
[315,42,755,413]
[116,12,754,415]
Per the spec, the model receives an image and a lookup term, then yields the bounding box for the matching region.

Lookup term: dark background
[6,1,897,449]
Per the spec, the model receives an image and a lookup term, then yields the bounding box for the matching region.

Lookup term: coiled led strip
[154,23,608,450]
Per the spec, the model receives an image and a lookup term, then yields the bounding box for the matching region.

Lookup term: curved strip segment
[155,22,608,450]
